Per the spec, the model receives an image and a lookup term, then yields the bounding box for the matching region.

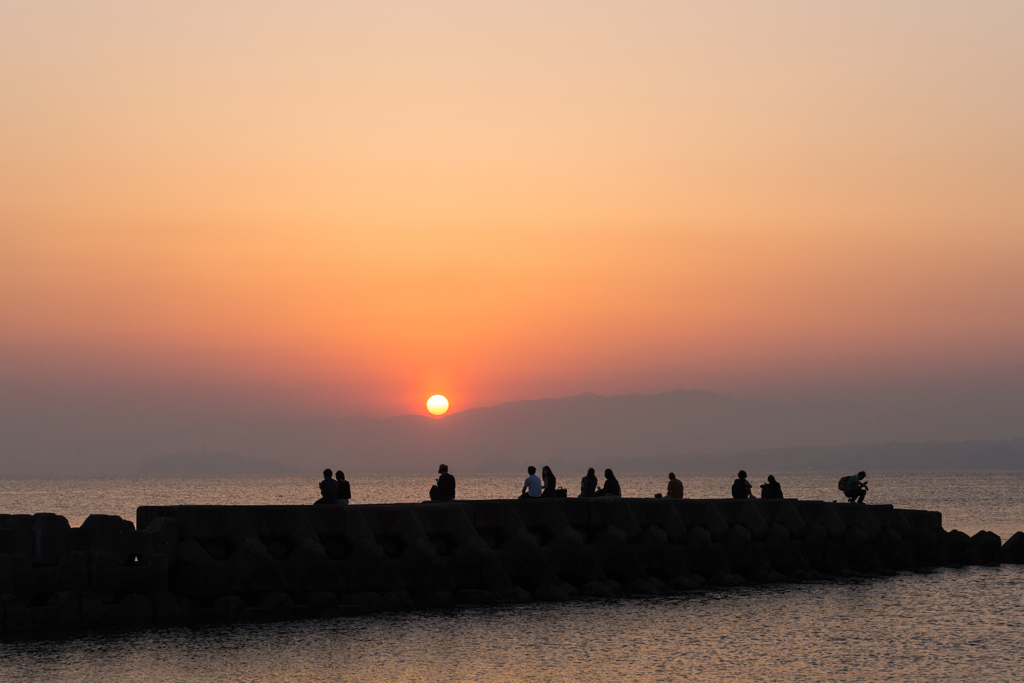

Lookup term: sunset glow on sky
[1,1,1023,421]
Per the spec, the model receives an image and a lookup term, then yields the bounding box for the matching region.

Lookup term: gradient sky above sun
[1,1,1023,420]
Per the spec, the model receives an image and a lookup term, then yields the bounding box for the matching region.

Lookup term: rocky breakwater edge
[2,498,1024,636]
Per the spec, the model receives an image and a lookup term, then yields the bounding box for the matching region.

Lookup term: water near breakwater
[3,495,1023,634]
[2,472,1023,681]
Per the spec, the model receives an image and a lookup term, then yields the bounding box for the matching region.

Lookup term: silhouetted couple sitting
[314,469,352,505]
[577,468,619,498]
[521,466,560,498]
[429,464,456,502]
[732,470,785,499]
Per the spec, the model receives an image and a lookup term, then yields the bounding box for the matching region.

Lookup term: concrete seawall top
[137,498,944,560]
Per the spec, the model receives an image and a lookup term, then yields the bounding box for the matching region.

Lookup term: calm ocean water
[1,471,1023,681]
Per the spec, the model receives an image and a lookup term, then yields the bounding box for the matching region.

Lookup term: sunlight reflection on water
[1,567,1022,682]
[0,473,1022,681]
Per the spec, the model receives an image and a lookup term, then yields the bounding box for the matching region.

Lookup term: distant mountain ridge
[627,437,1024,473]
[3,388,1023,475]
[225,389,1024,473]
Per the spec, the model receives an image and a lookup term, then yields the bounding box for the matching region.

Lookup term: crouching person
[845,471,868,504]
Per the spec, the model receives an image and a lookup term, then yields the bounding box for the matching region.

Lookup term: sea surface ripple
[1,471,1022,681]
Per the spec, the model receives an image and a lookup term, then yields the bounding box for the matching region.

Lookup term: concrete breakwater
[2,498,1023,635]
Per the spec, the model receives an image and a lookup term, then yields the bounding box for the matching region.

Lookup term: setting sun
[426,395,449,416]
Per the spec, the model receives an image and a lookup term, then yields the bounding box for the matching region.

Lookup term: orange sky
[2,1,1023,419]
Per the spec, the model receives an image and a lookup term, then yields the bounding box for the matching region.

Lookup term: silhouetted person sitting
[760,474,783,499]
[541,465,557,497]
[731,470,753,499]
[667,472,684,499]
[845,470,868,504]
[315,468,338,505]
[521,466,542,498]
[336,470,351,506]
[579,467,598,497]
[595,468,621,497]
[429,464,456,501]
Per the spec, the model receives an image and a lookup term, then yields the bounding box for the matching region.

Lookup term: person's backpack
[838,475,850,491]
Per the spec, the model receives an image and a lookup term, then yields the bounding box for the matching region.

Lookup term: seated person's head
[336,470,345,481]
[668,472,676,480]
[587,468,595,477]
[858,471,866,479]
[604,468,614,479]
[767,475,776,483]
[323,468,333,479]
[738,470,747,479]
[528,466,536,475]
[438,464,449,474]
